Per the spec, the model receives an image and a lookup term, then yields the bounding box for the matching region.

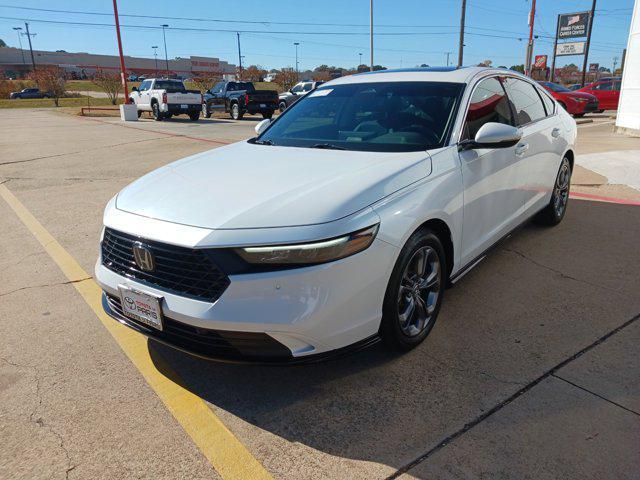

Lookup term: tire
[189,112,200,121]
[596,109,604,114]
[380,229,446,351]
[279,101,287,113]
[202,102,212,118]
[152,102,163,121]
[137,109,142,118]
[573,113,584,118]
[535,156,572,226]
[262,111,274,119]
[230,103,243,120]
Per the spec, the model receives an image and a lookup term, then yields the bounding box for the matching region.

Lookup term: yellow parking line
[0,184,274,480]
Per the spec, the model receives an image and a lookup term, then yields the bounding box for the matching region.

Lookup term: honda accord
[96,67,576,362]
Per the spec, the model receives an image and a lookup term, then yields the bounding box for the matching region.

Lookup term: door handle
[515,143,529,156]
[551,127,561,138]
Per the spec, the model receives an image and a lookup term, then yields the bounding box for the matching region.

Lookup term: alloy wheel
[397,246,441,337]
[553,160,571,217]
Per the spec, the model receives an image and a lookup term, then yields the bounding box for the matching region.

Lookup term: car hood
[116,141,431,229]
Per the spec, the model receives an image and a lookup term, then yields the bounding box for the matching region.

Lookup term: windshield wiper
[310,143,346,150]
[250,138,275,145]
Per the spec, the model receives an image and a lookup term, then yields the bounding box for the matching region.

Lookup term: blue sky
[0,0,633,71]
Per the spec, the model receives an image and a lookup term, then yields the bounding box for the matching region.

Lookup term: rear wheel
[189,112,200,121]
[535,156,571,226]
[230,103,243,120]
[262,111,274,119]
[152,102,163,121]
[573,113,584,118]
[380,229,446,351]
[202,102,212,118]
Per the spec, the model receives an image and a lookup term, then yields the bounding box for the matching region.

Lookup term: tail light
[244,93,249,106]
[162,92,168,104]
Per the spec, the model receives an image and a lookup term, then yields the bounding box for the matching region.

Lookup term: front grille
[105,294,291,360]
[101,228,230,302]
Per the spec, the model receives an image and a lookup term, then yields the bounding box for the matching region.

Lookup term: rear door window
[503,77,546,126]
[463,77,514,140]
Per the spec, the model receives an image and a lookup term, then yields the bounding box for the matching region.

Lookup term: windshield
[154,80,186,93]
[540,82,571,93]
[258,81,464,152]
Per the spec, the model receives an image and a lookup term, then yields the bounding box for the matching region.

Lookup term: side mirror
[255,118,271,136]
[459,122,521,151]
[131,86,138,92]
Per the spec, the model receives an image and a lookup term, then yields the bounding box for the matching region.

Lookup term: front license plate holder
[118,285,163,331]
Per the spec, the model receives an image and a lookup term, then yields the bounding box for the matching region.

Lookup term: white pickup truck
[129,78,202,121]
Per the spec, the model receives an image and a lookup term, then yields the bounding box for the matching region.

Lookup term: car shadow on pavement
[146,200,640,474]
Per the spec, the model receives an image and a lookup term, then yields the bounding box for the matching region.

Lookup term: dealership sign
[556,42,586,56]
[558,12,590,39]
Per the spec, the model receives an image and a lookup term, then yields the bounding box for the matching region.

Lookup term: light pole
[369,0,374,71]
[359,52,363,67]
[445,51,452,66]
[152,46,158,76]
[161,24,169,76]
[294,42,300,78]
[13,27,26,67]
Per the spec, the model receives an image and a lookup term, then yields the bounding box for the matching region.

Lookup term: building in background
[0,47,236,79]
[616,0,640,136]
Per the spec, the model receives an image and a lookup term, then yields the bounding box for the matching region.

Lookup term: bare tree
[244,65,266,83]
[275,68,298,92]
[91,69,122,105]
[190,73,220,93]
[29,67,67,106]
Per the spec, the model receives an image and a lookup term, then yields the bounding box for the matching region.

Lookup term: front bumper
[95,234,398,361]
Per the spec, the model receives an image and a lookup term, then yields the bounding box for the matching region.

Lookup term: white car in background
[97,67,576,363]
[128,78,202,121]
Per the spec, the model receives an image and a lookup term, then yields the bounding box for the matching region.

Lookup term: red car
[538,82,599,117]
[577,79,621,111]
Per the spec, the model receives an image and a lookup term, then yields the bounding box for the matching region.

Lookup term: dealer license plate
[118,285,163,330]
[260,103,266,108]
[180,104,188,109]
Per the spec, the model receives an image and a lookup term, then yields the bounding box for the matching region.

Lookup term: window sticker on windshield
[309,89,333,97]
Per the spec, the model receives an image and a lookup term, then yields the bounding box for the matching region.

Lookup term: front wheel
[230,103,243,120]
[380,229,446,351]
[573,113,585,118]
[535,156,572,226]
[152,102,163,121]
[262,111,274,119]
[189,112,200,121]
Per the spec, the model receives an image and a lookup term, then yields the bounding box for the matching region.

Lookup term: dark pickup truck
[202,81,279,120]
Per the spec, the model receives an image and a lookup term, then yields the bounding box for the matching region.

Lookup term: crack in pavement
[0,136,166,167]
[0,277,92,298]
[386,311,640,479]
[0,356,77,478]
[502,247,622,294]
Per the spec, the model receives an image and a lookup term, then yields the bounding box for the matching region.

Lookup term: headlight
[574,97,588,102]
[235,224,379,265]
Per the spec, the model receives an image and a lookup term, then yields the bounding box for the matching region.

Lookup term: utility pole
[111,0,129,102]
[446,51,452,67]
[294,42,300,78]
[13,27,26,66]
[612,56,618,75]
[581,0,597,87]
[620,48,627,75]
[24,22,36,71]
[152,46,158,76]
[550,14,561,82]
[161,24,169,76]
[369,0,374,71]
[458,0,467,67]
[525,0,537,76]
[359,52,363,66]
[236,32,243,80]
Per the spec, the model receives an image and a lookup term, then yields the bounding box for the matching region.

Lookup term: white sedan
[96,67,576,362]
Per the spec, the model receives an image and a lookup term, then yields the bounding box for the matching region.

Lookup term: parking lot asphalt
[1,109,639,479]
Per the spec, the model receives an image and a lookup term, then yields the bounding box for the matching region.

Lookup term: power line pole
[236,32,243,80]
[369,0,374,71]
[612,56,618,75]
[111,0,129,102]
[620,48,627,75]
[458,0,467,67]
[24,22,36,71]
[161,24,169,76]
[550,14,561,82]
[525,0,537,76]
[581,0,597,87]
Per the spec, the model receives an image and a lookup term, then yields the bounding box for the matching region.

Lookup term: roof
[324,66,512,86]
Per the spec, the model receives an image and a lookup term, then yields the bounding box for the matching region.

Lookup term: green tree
[0,39,6,47]
[510,64,525,73]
